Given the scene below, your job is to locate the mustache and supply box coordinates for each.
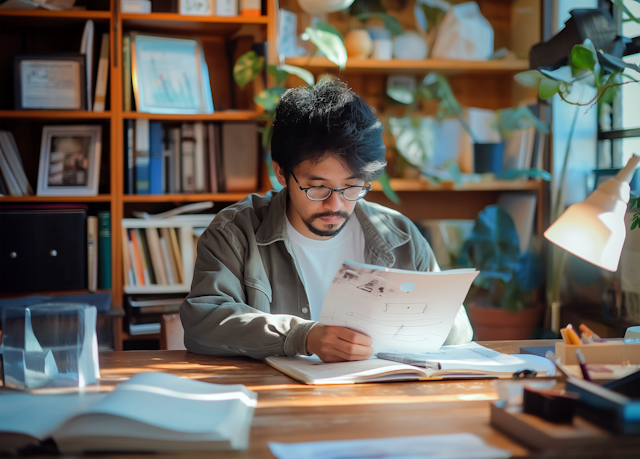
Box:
[309,211,350,222]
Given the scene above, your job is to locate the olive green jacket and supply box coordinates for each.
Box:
[180,189,473,359]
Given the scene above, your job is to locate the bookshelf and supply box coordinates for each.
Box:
[0,0,548,351]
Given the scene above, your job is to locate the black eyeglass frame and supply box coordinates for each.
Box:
[291,172,372,202]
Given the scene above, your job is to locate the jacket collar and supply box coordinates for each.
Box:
[255,189,411,266]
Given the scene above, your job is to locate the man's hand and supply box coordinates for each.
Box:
[306,324,373,362]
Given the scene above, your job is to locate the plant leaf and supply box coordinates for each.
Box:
[304,26,348,69]
[538,75,561,99]
[388,116,435,168]
[356,12,403,36]
[233,51,264,88]
[498,168,552,181]
[278,64,315,86]
[387,86,415,104]
[514,70,544,87]
[458,205,521,282]
[316,21,344,40]
[571,43,597,71]
[267,65,289,86]
[497,106,549,136]
[254,87,286,112]
[515,252,544,292]
[599,52,640,75]
[377,171,400,205]
[417,1,450,32]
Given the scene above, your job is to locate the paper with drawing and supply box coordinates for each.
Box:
[319,261,478,353]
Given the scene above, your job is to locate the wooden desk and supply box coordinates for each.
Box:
[91,339,630,459]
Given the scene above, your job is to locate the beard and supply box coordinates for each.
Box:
[303,210,351,237]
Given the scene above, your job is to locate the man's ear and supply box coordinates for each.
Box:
[272,161,288,188]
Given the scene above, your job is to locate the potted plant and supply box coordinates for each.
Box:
[458,205,545,340]
[386,72,551,183]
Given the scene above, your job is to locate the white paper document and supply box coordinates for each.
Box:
[269,433,511,459]
[319,261,478,354]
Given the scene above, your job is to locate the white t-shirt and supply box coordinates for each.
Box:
[286,216,366,321]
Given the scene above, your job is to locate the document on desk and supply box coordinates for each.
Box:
[269,433,511,459]
[319,261,478,353]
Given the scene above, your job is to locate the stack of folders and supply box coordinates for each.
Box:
[122,227,185,288]
[0,130,33,197]
[126,296,185,336]
[0,372,257,454]
[124,120,258,195]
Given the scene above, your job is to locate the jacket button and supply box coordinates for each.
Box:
[301,307,309,314]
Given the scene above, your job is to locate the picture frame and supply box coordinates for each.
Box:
[37,125,102,196]
[130,33,214,114]
[14,54,86,110]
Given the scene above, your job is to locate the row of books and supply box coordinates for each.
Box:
[0,130,32,197]
[122,227,185,287]
[124,120,258,195]
[87,211,112,291]
[80,20,110,112]
[121,0,254,15]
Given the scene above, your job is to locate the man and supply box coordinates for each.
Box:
[181,78,473,362]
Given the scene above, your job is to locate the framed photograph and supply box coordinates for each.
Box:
[37,125,102,196]
[131,33,214,114]
[14,54,86,110]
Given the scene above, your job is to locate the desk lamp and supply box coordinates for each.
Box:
[544,154,640,331]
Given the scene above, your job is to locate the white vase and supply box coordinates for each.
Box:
[393,31,428,60]
[344,29,373,60]
[297,0,355,14]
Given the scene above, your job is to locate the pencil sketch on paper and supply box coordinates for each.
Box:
[319,261,479,353]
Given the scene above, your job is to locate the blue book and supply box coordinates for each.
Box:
[149,121,164,195]
[135,119,150,194]
[98,211,112,289]
[124,120,134,194]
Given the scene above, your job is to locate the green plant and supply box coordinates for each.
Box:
[386,72,551,185]
[459,205,544,311]
[631,195,640,230]
[514,32,640,320]
[233,45,397,202]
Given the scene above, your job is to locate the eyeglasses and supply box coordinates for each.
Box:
[291,172,372,202]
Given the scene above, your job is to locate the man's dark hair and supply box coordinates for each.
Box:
[271,77,386,182]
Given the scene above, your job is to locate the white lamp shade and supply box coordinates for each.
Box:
[544,155,639,272]
[297,0,355,14]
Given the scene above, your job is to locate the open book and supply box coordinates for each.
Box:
[0,372,257,454]
[266,343,555,385]
[319,261,479,353]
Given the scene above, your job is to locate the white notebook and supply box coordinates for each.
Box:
[0,372,257,454]
[266,343,555,385]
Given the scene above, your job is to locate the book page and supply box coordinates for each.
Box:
[67,372,257,435]
[319,261,478,353]
[404,342,555,374]
[0,393,103,440]
[266,355,428,384]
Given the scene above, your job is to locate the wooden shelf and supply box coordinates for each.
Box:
[121,13,267,34]
[0,110,112,120]
[0,194,112,202]
[371,179,542,192]
[284,57,530,75]
[121,331,160,341]
[0,9,111,20]
[121,13,268,24]
[122,111,260,121]
[123,192,264,203]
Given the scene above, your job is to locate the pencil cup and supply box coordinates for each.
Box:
[1,303,100,390]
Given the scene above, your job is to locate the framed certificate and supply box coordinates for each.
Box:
[37,125,102,196]
[131,33,214,114]
[14,54,86,110]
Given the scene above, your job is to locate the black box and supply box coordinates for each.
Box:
[0,209,87,292]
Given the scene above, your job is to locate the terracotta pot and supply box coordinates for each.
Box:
[344,30,373,59]
[467,302,543,341]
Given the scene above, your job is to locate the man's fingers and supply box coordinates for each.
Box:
[334,327,372,346]
[327,346,372,361]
